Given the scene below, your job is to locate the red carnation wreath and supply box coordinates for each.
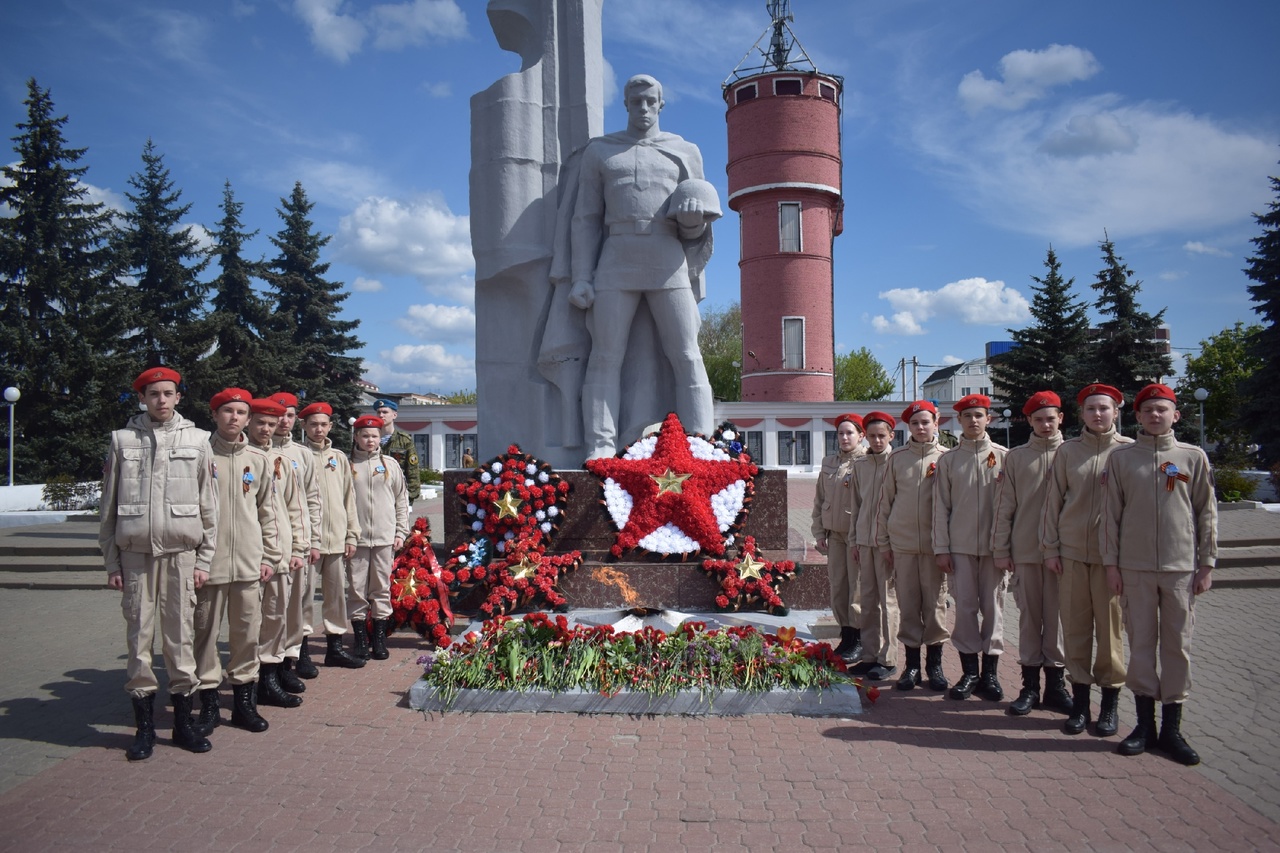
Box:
[389,517,455,646]
[699,535,800,616]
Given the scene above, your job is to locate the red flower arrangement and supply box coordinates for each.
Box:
[699,535,800,616]
[474,537,584,617]
[585,413,758,559]
[389,517,455,647]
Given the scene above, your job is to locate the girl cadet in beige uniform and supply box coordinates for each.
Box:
[812,413,866,662]
[847,411,899,681]
[991,391,1072,717]
[301,402,365,668]
[933,393,1008,702]
[1104,383,1217,767]
[877,400,949,693]
[193,388,279,736]
[349,415,410,661]
[101,366,218,761]
[1041,383,1132,738]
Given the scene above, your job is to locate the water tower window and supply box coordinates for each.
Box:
[774,78,803,96]
[779,202,801,252]
[819,83,836,101]
[735,84,757,104]
[783,317,805,370]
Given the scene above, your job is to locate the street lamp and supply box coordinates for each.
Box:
[4,386,19,487]
[1194,388,1209,450]
[1002,408,1012,447]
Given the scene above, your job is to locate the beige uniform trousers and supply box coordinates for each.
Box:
[283,563,315,660]
[119,551,199,697]
[857,545,899,666]
[894,552,950,648]
[258,570,294,664]
[949,554,1008,656]
[826,532,861,629]
[1120,569,1195,703]
[1060,559,1126,687]
[193,580,263,688]
[1012,563,1066,667]
[316,553,351,634]
[348,545,394,620]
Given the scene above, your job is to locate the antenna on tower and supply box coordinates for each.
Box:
[766,1,794,70]
[724,0,825,84]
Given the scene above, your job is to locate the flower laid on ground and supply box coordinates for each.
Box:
[586,413,757,559]
[389,517,454,646]
[700,535,800,615]
[417,612,872,709]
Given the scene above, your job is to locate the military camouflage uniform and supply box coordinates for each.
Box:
[382,429,420,501]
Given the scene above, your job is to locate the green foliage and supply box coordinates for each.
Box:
[1176,321,1263,464]
[41,475,100,510]
[1239,168,1280,466]
[834,347,895,401]
[698,301,742,402]
[443,389,477,404]
[1213,467,1256,503]
[421,467,444,485]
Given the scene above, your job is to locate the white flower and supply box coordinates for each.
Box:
[466,503,477,515]
[535,510,547,521]
[471,521,483,531]
[538,471,550,483]
[638,523,698,554]
[540,522,552,534]
[710,479,747,531]
[526,463,537,475]
[491,461,503,473]
[721,429,736,441]
[480,472,492,484]
[547,506,559,517]
[476,509,486,519]
[525,478,534,487]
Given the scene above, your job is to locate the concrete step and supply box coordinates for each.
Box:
[0,555,103,572]
[0,570,107,590]
[1216,545,1280,568]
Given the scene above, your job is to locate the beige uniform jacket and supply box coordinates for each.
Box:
[849,447,892,548]
[1040,426,1132,565]
[207,434,280,583]
[274,435,321,556]
[351,449,410,547]
[811,448,864,538]
[1101,432,1218,572]
[306,437,360,554]
[875,438,946,555]
[991,432,1063,563]
[100,412,218,574]
[933,434,1006,558]
[259,443,307,568]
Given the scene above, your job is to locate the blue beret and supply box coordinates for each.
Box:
[373,398,398,411]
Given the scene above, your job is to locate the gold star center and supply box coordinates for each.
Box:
[651,468,692,495]
[494,490,523,519]
[511,556,540,581]
[737,553,766,581]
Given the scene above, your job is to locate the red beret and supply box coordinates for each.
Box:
[901,400,938,422]
[270,391,300,410]
[210,387,252,412]
[1134,384,1178,409]
[863,411,897,430]
[1022,390,1061,416]
[835,412,865,431]
[352,415,384,431]
[1076,384,1123,406]
[249,398,286,417]
[954,393,992,413]
[300,402,333,419]
[132,366,181,393]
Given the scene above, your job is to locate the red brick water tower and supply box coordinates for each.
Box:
[724,1,841,402]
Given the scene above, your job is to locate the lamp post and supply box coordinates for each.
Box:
[1002,408,1012,447]
[1194,388,1209,450]
[3,386,19,487]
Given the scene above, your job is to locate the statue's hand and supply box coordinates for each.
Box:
[568,280,595,309]
[674,196,705,230]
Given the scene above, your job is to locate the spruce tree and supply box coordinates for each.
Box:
[1238,169,1280,466]
[262,182,363,415]
[0,80,128,480]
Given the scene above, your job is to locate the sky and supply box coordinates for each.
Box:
[2,0,1277,398]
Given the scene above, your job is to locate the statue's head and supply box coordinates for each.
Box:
[623,74,663,105]
[623,75,664,133]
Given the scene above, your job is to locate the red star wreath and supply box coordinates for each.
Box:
[475,538,584,617]
[585,413,758,559]
[700,535,800,616]
[389,517,455,646]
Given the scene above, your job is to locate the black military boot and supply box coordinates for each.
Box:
[191,688,221,737]
[1157,702,1201,766]
[257,663,303,708]
[325,633,366,668]
[230,682,269,733]
[296,638,319,679]
[1041,666,1074,715]
[1117,695,1157,757]
[279,657,307,694]
[1095,686,1121,737]
[170,692,213,754]
[975,654,1004,701]
[370,618,390,660]
[1007,666,1041,716]
[126,693,156,762]
[925,644,949,691]
[865,660,897,681]
[949,653,980,700]
[895,646,922,691]
[833,626,857,660]
[1063,682,1091,735]
[351,619,371,661]
[846,628,863,664]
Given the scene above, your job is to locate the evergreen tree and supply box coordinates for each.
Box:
[992,246,1091,436]
[262,182,363,414]
[0,80,128,481]
[1239,169,1280,466]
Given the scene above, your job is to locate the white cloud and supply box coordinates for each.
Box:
[1158,270,1188,282]
[399,303,475,341]
[290,159,386,206]
[294,0,366,63]
[82,182,128,216]
[186,223,215,253]
[871,277,1029,336]
[1183,240,1232,258]
[421,81,452,98]
[942,355,965,366]
[871,311,925,336]
[334,194,472,281]
[959,44,1100,113]
[352,276,384,292]
[1039,113,1138,157]
[294,0,465,63]
[364,343,475,393]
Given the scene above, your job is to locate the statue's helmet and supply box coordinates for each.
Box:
[666,178,722,221]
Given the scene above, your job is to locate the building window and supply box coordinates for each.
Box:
[819,83,836,101]
[778,430,811,466]
[824,430,837,458]
[960,386,971,397]
[445,433,478,469]
[413,435,431,471]
[745,430,763,463]
[980,386,990,396]
[779,202,801,252]
[782,317,804,370]
[735,83,757,104]
[774,78,803,96]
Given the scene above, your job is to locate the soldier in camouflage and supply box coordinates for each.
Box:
[373,398,420,502]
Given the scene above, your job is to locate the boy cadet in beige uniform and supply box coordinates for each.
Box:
[301,402,365,668]
[1104,383,1217,766]
[847,411,899,681]
[192,388,279,736]
[812,413,865,662]
[350,415,409,660]
[101,366,218,760]
[248,398,308,708]
[992,391,1073,717]
[877,400,949,692]
[268,392,323,683]
[1041,383,1131,737]
[934,393,1008,701]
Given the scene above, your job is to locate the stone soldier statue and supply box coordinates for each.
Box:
[374,398,420,502]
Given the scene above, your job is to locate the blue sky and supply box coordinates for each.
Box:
[3,0,1277,397]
